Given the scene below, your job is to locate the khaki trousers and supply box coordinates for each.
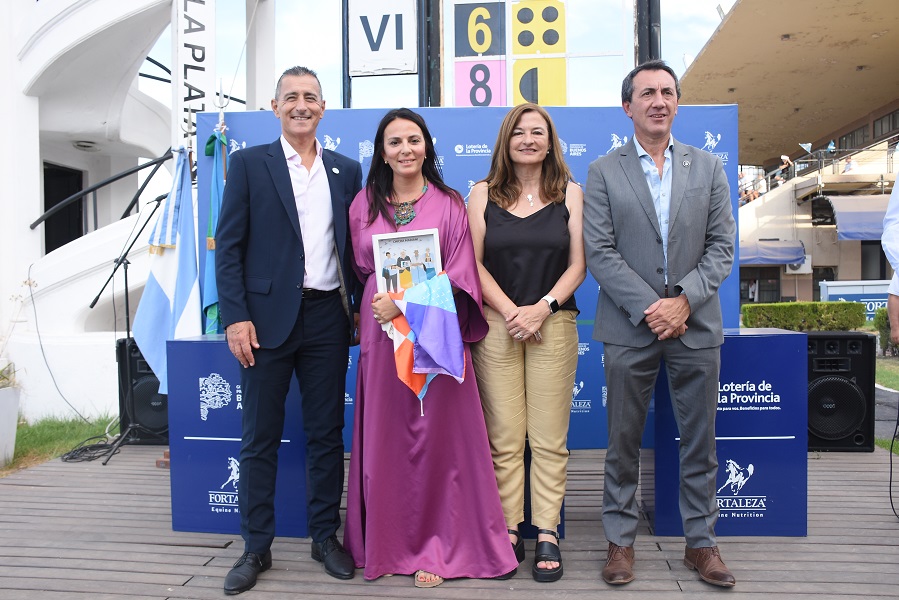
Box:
[472,306,578,530]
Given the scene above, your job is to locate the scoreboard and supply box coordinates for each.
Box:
[445,0,568,107]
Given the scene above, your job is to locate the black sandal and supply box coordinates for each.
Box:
[492,528,524,581]
[509,528,525,564]
[532,529,563,583]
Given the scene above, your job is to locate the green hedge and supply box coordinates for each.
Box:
[741,301,865,331]
[873,307,897,356]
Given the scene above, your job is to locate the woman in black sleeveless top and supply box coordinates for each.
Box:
[467,103,586,583]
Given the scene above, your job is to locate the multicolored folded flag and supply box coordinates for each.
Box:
[388,272,465,415]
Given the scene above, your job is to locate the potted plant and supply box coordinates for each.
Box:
[0,362,19,468]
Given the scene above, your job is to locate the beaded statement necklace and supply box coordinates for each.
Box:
[390,182,429,226]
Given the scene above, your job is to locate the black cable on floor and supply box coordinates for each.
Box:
[60,435,117,462]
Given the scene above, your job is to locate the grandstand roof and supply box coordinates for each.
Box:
[679,0,899,165]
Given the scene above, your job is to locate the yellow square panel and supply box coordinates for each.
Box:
[512,57,566,105]
[511,0,566,56]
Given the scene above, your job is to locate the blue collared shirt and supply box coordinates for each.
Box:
[633,136,674,283]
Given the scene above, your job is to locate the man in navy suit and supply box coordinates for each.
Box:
[216,66,362,594]
[584,60,736,588]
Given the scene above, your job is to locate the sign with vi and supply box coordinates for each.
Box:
[349,0,418,76]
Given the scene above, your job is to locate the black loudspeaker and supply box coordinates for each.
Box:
[806,331,875,452]
[116,338,168,445]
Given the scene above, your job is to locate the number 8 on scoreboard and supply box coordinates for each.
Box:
[453,2,506,107]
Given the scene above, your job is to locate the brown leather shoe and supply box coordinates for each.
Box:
[602,542,635,585]
[683,546,736,587]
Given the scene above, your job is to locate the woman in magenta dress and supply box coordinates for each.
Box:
[344,108,518,587]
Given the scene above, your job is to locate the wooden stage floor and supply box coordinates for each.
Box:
[1,446,898,599]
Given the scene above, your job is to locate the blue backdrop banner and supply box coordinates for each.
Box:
[196,105,739,450]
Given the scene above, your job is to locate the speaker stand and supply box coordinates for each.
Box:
[93,195,166,466]
[101,424,167,466]
[103,258,137,466]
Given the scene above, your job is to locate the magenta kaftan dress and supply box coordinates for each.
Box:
[343,186,518,580]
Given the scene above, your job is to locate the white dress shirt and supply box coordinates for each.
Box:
[280,136,339,291]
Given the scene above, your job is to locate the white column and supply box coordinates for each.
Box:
[246,0,277,111]
[0,3,43,337]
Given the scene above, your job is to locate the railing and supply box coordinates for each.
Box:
[794,133,899,178]
[741,134,899,205]
[29,149,173,231]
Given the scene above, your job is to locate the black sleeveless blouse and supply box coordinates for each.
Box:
[482,199,578,313]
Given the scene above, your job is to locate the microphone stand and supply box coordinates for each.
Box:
[90,193,168,464]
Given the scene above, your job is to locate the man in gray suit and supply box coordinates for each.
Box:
[583,60,736,588]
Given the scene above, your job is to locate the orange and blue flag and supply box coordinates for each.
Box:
[388,272,464,415]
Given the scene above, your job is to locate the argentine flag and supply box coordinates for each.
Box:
[133,147,202,394]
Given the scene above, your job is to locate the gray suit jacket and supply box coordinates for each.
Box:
[583,137,735,349]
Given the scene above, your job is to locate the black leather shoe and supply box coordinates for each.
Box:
[224,550,272,595]
[311,535,355,580]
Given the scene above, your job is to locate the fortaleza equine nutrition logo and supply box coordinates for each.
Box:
[605,133,628,154]
[716,458,767,520]
[228,138,247,155]
[700,130,729,165]
[208,457,240,515]
[570,381,592,414]
[323,134,340,151]
[199,373,233,421]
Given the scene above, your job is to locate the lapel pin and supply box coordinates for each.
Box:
[682,160,690,167]
[332,167,340,174]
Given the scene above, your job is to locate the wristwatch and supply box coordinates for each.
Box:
[542,294,560,314]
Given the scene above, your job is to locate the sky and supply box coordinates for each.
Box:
[141,0,737,111]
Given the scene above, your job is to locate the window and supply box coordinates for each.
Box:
[812,267,836,302]
[839,125,869,150]
[874,109,899,139]
[740,267,780,304]
[811,195,835,226]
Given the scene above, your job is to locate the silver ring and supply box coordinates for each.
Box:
[517,332,523,339]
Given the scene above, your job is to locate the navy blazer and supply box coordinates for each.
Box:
[215,139,363,348]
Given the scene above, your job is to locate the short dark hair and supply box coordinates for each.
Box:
[275,66,323,101]
[621,59,681,103]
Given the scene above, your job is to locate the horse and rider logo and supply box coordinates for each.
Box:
[701,131,722,152]
[221,457,240,491]
[228,138,247,155]
[572,381,584,400]
[323,134,341,151]
[606,133,628,154]
[717,459,754,495]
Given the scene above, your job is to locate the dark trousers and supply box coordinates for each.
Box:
[602,340,721,548]
[238,293,349,553]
